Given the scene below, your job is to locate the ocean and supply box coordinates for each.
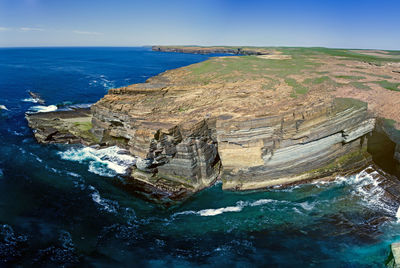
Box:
[0,47,399,267]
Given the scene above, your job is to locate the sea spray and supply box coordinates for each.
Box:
[173,199,286,217]
[21,98,39,103]
[27,105,57,113]
[396,206,400,222]
[88,185,119,214]
[58,146,136,177]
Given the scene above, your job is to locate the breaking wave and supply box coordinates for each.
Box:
[396,206,400,223]
[88,185,119,214]
[173,167,399,219]
[88,74,115,90]
[27,105,57,113]
[21,97,39,103]
[174,199,282,217]
[58,146,136,177]
[332,167,396,214]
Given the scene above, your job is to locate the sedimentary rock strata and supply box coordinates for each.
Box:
[26,46,400,199]
[26,108,97,145]
[89,74,374,193]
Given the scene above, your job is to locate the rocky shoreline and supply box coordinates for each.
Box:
[25,46,400,204]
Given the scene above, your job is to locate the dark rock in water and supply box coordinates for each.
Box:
[112,174,194,206]
[28,91,45,105]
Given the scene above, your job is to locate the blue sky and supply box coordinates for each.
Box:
[0,0,399,49]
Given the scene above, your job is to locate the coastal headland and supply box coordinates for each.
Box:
[26,46,400,202]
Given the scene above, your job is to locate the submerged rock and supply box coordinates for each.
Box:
[28,91,45,105]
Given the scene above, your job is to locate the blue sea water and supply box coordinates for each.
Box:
[0,47,400,267]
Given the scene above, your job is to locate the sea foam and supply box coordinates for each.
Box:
[28,105,57,113]
[88,185,119,213]
[396,206,400,222]
[22,97,39,103]
[333,167,396,215]
[0,105,8,111]
[58,146,136,177]
[174,199,280,217]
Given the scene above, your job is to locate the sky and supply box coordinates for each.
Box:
[0,0,399,49]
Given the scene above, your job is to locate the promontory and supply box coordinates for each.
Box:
[26,46,400,201]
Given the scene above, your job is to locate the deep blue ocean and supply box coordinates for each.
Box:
[1,47,400,267]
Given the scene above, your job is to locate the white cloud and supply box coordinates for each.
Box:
[0,27,10,31]
[20,27,44,31]
[73,30,103,36]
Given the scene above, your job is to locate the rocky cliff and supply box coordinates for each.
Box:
[91,83,374,193]
[26,46,400,200]
[152,46,272,55]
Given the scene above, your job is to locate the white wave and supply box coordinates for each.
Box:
[174,198,282,217]
[29,152,43,163]
[250,199,274,206]
[12,131,24,136]
[45,166,62,174]
[199,206,243,216]
[67,171,80,177]
[396,206,400,223]
[0,105,8,111]
[89,185,119,213]
[58,146,136,177]
[22,97,38,103]
[28,105,57,113]
[299,201,315,211]
[89,75,115,90]
[293,207,303,214]
[334,166,396,214]
[172,210,197,217]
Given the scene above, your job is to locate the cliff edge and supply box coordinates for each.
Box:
[26,46,400,201]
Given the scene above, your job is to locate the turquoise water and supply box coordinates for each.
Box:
[0,47,400,267]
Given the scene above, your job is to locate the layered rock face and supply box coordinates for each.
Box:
[218,99,374,190]
[26,108,97,145]
[90,71,374,193]
[90,77,221,195]
[26,47,400,199]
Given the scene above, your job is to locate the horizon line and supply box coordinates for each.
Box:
[0,45,398,51]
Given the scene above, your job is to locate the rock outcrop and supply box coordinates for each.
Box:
[26,108,98,145]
